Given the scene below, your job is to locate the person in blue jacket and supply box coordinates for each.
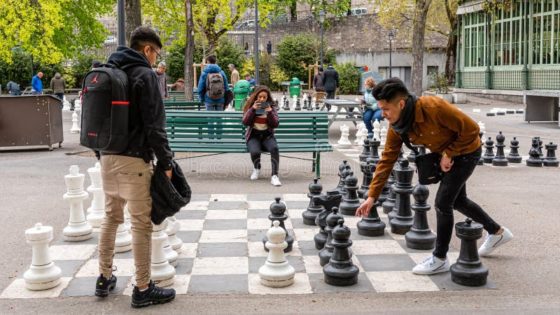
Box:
[31,72,44,95]
[197,55,229,111]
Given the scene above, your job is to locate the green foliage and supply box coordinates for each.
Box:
[165,41,204,83]
[430,71,450,94]
[215,38,246,80]
[71,53,104,89]
[276,34,319,81]
[0,49,34,89]
[269,64,289,91]
[335,62,361,94]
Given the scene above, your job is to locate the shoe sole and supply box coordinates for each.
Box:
[131,295,175,308]
[95,282,116,297]
[479,235,513,257]
[412,265,450,275]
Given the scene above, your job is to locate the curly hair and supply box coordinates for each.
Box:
[242,86,275,112]
[364,77,376,88]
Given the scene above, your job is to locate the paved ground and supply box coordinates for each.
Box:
[1,96,560,314]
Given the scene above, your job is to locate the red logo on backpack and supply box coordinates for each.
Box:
[91,74,99,84]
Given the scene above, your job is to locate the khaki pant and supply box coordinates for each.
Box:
[98,155,153,287]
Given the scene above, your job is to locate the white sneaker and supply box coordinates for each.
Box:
[478,227,513,257]
[270,175,282,186]
[412,255,450,275]
[250,169,260,180]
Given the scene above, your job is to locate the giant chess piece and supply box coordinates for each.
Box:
[339,165,352,197]
[314,96,320,110]
[282,95,290,111]
[323,219,359,286]
[450,218,489,287]
[339,171,361,215]
[259,221,295,287]
[24,223,62,290]
[543,142,559,167]
[263,198,293,253]
[492,131,508,166]
[151,221,176,286]
[313,190,343,250]
[477,122,485,165]
[86,162,105,227]
[166,215,183,252]
[526,138,543,167]
[380,126,388,147]
[295,97,302,111]
[63,165,93,241]
[369,137,381,164]
[115,220,132,253]
[358,158,375,199]
[161,220,178,267]
[405,184,436,249]
[337,124,352,147]
[507,137,522,163]
[407,145,418,163]
[302,178,325,225]
[482,137,495,163]
[359,138,371,162]
[373,120,381,141]
[335,160,349,194]
[302,93,309,110]
[381,170,397,214]
[390,159,414,234]
[70,111,80,133]
[355,123,367,146]
[319,208,343,266]
[537,137,544,158]
[357,200,386,237]
[291,95,297,110]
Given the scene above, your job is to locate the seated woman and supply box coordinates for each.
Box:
[242,86,281,186]
[362,77,383,138]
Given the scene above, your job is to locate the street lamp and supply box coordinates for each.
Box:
[388,29,395,78]
[117,0,125,46]
[319,10,325,66]
[254,0,260,85]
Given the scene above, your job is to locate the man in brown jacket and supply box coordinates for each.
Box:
[356,78,513,275]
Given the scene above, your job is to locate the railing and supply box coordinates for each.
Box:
[458,69,560,90]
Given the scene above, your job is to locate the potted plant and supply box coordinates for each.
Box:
[431,71,453,103]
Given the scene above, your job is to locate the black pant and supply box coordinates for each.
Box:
[433,147,501,259]
[247,131,279,176]
[325,90,336,110]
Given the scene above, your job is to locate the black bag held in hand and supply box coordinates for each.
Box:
[400,134,443,185]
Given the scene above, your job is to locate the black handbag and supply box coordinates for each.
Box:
[400,134,443,185]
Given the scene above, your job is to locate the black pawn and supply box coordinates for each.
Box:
[319,208,342,266]
[381,170,396,214]
[369,138,381,164]
[295,98,301,111]
[390,159,414,234]
[359,139,371,162]
[339,171,361,216]
[303,97,308,110]
[358,158,375,199]
[339,165,352,197]
[492,131,508,166]
[482,137,495,163]
[302,178,324,225]
[526,138,543,167]
[357,201,386,237]
[282,97,290,111]
[323,219,359,286]
[477,131,484,165]
[543,142,559,167]
[335,161,350,195]
[506,137,522,163]
[537,137,544,158]
[263,197,293,253]
[313,191,343,250]
[405,184,436,249]
[450,218,489,287]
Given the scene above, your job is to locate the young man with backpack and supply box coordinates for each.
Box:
[197,55,229,111]
[82,26,176,308]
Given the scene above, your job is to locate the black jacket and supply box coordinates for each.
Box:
[151,161,191,225]
[106,47,173,170]
[322,67,339,92]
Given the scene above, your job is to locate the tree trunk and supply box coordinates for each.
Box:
[445,30,458,85]
[125,0,142,45]
[290,0,297,22]
[184,0,195,101]
[411,0,432,95]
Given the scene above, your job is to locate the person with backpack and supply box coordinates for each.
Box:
[6,81,21,95]
[50,73,66,100]
[84,26,176,308]
[197,55,229,111]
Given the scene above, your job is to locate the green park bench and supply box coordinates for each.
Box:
[163,100,202,110]
[165,110,333,177]
[168,90,200,102]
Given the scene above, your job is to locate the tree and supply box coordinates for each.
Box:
[0,0,113,64]
[185,0,195,100]
[411,0,433,95]
[126,0,143,44]
[276,34,319,81]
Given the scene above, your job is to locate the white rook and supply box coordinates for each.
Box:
[63,165,93,241]
[151,221,175,287]
[24,223,62,290]
[86,162,105,227]
[259,221,295,288]
[70,111,80,134]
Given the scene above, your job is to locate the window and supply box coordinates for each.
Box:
[531,0,560,65]
[463,11,487,68]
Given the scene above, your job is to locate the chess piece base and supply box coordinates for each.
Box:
[259,262,295,288]
[302,210,321,226]
[482,157,494,163]
[24,263,62,291]
[390,218,413,235]
[314,232,327,250]
[526,160,543,167]
[450,262,488,287]
[357,219,386,237]
[151,263,175,287]
[323,264,359,286]
[405,231,436,250]
[543,160,559,167]
[339,202,360,216]
[507,156,522,163]
[491,159,508,166]
[63,230,93,242]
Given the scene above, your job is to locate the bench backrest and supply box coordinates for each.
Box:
[163,100,201,110]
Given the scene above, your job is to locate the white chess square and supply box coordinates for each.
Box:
[210,194,247,202]
[199,230,247,243]
[248,273,312,295]
[0,277,71,299]
[292,228,317,241]
[351,240,407,255]
[287,209,305,219]
[302,255,323,274]
[181,201,209,211]
[177,219,204,231]
[75,258,135,277]
[50,244,97,261]
[177,243,198,259]
[247,218,293,230]
[282,194,309,202]
[366,271,440,292]
[247,242,268,257]
[191,257,248,275]
[247,201,272,210]
[408,252,460,265]
[205,210,247,220]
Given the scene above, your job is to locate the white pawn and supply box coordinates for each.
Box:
[165,216,183,253]
[161,220,178,267]
[63,165,93,241]
[337,124,352,147]
[86,162,105,227]
[151,221,176,287]
[74,98,82,111]
[24,223,62,291]
[373,119,381,141]
[62,96,71,111]
[70,111,80,134]
[291,95,297,110]
[355,122,367,145]
[259,221,295,288]
[380,125,388,147]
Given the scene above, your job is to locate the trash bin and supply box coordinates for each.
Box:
[233,80,252,111]
[289,77,301,98]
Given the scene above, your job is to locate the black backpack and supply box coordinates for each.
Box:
[80,64,129,153]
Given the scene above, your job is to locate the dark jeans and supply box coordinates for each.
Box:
[363,108,383,135]
[205,103,224,139]
[433,147,501,259]
[325,90,335,110]
[247,130,279,176]
[55,93,64,100]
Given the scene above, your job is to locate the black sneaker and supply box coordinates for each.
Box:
[95,274,117,297]
[131,281,176,308]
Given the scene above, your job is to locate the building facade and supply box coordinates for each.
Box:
[456,0,560,90]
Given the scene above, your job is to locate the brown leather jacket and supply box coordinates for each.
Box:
[368,96,481,199]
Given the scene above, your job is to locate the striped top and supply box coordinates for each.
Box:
[253,115,268,130]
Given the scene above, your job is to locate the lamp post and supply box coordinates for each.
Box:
[254,0,260,85]
[388,29,395,78]
[117,0,125,46]
[319,10,325,66]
